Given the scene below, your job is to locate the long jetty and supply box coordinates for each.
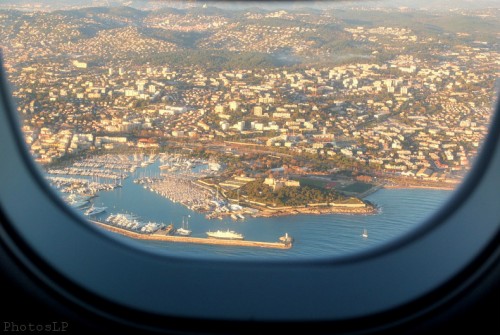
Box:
[90,220,292,249]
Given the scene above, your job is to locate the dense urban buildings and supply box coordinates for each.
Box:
[1,4,498,201]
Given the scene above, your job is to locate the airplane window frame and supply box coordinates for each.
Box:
[1,32,500,335]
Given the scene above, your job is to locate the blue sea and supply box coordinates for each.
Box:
[76,163,454,261]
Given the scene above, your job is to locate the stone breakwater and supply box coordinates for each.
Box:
[90,220,292,249]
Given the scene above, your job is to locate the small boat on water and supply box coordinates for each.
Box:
[362,229,368,239]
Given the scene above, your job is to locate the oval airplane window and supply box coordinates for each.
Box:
[1,0,500,333]
[0,0,498,262]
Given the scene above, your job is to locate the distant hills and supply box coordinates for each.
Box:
[1,2,498,70]
[1,0,499,12]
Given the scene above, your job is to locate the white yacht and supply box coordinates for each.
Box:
[206,229,244,240]
[84,205,107,216]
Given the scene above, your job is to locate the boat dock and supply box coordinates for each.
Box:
[90,220,292,249]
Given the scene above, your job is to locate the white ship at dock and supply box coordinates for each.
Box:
[206,229,244,240]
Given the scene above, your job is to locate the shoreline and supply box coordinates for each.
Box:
[251,206,379,218]
[236,198,379,218]
[209,181,456,219]
[226,180,456,219]
[199,181,456,220]
[383,185,455,191]
[381,182,457,192]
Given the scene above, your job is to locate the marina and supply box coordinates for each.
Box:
[84,184,452,258]
[44,153,454,258]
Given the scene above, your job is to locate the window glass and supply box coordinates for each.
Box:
[1,0,498,259]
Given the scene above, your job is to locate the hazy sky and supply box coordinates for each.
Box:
[1,0,499,11]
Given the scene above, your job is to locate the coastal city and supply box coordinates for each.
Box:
[0,2,498,247]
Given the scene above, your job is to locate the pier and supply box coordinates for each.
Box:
[90,220,292,250]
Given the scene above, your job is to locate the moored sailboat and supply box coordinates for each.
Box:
[176,215,192,236]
